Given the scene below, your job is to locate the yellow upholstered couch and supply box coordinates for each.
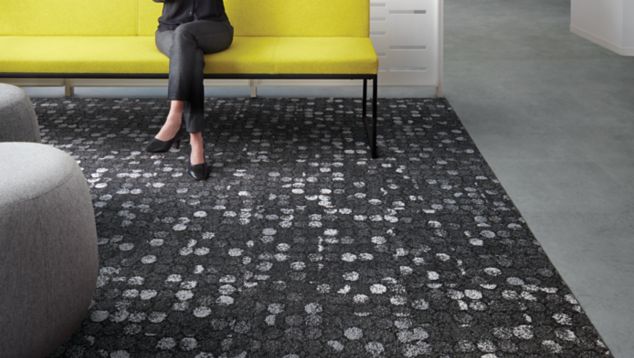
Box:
[0,0,380,156]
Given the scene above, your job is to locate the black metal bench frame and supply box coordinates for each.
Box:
[0,72,379,158]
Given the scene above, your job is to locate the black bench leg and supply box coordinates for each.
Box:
[371,75,378,159]
[362,78,367,120]
[360,76,378,158]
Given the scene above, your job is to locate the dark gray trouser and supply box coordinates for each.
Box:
[155,19,234,133]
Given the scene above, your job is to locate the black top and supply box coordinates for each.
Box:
[153,0,229,32]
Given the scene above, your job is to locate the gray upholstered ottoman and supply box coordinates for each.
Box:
[0,142,98,357]
[0,83,41,142]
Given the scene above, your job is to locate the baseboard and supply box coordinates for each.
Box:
[570,24,634,56]
[255,85,439,98]
[20,85,440,99]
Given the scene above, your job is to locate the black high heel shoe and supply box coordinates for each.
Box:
[187,161,210,181]
[145,125,185,153]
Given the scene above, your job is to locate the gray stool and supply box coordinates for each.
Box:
[0,142,98,357]
[0,83,41,142]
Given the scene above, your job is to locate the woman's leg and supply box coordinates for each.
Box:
[154,21,233,166]
[154,101,184,140]
[172,41,205,165]
[169,20,233,165]
[154,30,185,141]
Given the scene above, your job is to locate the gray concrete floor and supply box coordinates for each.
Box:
[444,0,634,356]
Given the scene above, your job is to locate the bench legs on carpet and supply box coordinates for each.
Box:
[64,79,74,97]
[16,74,380,158]
[361,75,379,159]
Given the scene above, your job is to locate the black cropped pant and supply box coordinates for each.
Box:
[155,19,234,133]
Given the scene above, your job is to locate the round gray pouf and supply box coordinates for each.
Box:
[0,142,98,357]
[0,83,41,142]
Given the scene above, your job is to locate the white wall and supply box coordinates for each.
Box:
[571,0,634,56]
[623,1,634,49]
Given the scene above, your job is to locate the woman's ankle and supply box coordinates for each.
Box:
[189,132,205,165]
[155,113,183,140]
[167,111,183,126]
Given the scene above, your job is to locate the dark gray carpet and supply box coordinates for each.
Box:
[32,96,612,357]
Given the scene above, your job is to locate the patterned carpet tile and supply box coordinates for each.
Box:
[31,96,612,357]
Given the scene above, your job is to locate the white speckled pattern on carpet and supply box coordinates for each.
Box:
[32,96,612,357]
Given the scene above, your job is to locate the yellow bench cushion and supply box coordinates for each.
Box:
[0,36,377,75]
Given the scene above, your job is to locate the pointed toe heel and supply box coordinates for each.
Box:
[187,161,210,181]
[145,126,185,153]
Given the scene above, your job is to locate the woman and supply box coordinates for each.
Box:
[147,0,234,180]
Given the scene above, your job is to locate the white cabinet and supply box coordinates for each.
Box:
[370,0,443,92]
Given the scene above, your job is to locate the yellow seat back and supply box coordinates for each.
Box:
[138,0,163,36]
[138,0,370,37]
[0,0,138,36]
[225,0,369,37]
[1,0,369,37]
